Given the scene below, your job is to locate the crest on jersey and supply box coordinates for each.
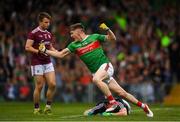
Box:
[39,35,43,38]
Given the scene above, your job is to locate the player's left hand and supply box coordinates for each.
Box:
[39,42,46,53]
[99,23,109,31]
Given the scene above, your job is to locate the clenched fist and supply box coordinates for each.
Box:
[39,42,46,53]
[99,23,109,31]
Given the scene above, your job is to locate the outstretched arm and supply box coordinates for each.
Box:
[49,43,58,52]
[46,48,70,58]
[99,23,116,41]
[39,43,70,58]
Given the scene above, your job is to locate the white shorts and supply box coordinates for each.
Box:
[31,63,54,76]
[93,63,114,83]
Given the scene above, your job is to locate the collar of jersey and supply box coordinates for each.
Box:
[38,26,47,32]
[82,35,89,42]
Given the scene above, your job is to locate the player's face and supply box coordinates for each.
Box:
[70,28,82,41]
[39,18,50,30]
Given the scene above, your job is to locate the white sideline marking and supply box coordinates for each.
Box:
[59,107,174,119]
[60,114,84,119]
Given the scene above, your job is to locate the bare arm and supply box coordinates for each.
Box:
[49,43,58,51]
[25,39,39,54]
[105,29,116,41]
[99,23,116,41]
[45,48,71,58]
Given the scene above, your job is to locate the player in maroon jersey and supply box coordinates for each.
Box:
[25,12,57,115]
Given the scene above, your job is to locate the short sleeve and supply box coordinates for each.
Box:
[67,42,76,53]
[94,34,106,42]
[27,32,35,40]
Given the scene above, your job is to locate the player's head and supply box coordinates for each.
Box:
[38,12,51,30]
[69,23,85,41]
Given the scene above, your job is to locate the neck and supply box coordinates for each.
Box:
[39,26,46,31]
[80,34,87,41]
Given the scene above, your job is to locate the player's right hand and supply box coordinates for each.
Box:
[39,42,46,53]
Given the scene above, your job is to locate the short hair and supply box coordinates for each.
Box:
[37,12,51,22]
[70,23,85,31]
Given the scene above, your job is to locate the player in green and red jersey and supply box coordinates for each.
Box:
[39,23,153,117]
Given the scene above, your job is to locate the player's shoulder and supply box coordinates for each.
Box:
[67,41,80,49]
[30,27,39,34]
[91,33,100,37]
[45,30,51,34]
[68,41,77,46]
[30,27,51,34]
[90,33,103,39]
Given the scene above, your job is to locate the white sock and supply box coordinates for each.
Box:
[46,104,51,108]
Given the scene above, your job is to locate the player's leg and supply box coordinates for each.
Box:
[33,75,45,114]
[44,71,56,105]
[43,63,56,115]
[93,63,118,111]
[31,65,45,115]
[93,69,111,97]
[108,78,138,104]
[108,78,153,117]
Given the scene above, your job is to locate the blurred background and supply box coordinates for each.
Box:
[0,0,179,105]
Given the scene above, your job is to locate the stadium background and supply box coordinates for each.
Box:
[0,0,179,105]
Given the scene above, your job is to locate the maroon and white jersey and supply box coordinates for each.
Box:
[27,26,54,66]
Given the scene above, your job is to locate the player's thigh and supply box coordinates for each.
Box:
[108,78,127,94]
[43,63,56,86]
[93,63,114,82]
[44,71,56,87]
[93,68,109,82]
[34,75,45,89]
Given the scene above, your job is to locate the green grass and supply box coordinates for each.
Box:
[0,102,180,121]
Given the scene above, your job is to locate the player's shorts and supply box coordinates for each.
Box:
[31,62,54,76]
[93,63,114,84]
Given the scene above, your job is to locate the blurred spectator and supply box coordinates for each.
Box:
[3,79,18,101]
[19,81,31,101]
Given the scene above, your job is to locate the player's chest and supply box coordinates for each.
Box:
[75,39,94,48]
[74,40,100,55]
[35,33,52,42]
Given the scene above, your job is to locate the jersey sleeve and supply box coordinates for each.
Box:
[27,32,35,40]
[67,42,76,53]
[94,34,106,42]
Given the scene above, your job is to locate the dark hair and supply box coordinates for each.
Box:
[70,23,85,31]
[37,12,51,22]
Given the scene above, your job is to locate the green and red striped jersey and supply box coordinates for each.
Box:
[67,34,109,73]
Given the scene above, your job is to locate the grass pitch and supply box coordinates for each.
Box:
[0,102,180,121]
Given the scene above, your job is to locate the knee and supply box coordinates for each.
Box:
[35,83,44,91]
[92,76,101,84]
[49,81,56,89]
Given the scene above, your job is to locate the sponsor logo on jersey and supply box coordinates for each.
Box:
[75,41,100,56]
